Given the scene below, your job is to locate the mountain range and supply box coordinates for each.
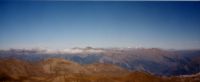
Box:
[0,47,200,76]
[0,58,200,82]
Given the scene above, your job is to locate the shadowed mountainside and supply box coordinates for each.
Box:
[0,58,200,82]
[0,48,200,76]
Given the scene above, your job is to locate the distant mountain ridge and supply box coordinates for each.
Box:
[0,47,200,76]
[0,58,200,82]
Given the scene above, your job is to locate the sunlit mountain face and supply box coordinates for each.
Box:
[1,47,200,75]
[0,47,200,82]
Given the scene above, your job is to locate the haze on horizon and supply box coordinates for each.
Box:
[0,2,200,50]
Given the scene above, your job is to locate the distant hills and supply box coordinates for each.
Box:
[0,47,200,77]
[0,58,200,82]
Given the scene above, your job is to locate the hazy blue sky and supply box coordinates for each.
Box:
[0,1,200,49]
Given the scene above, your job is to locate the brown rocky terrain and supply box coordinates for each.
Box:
[0,58,199,82]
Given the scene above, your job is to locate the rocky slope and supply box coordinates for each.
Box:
[0,58,200,82]
[0,47,200,76]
